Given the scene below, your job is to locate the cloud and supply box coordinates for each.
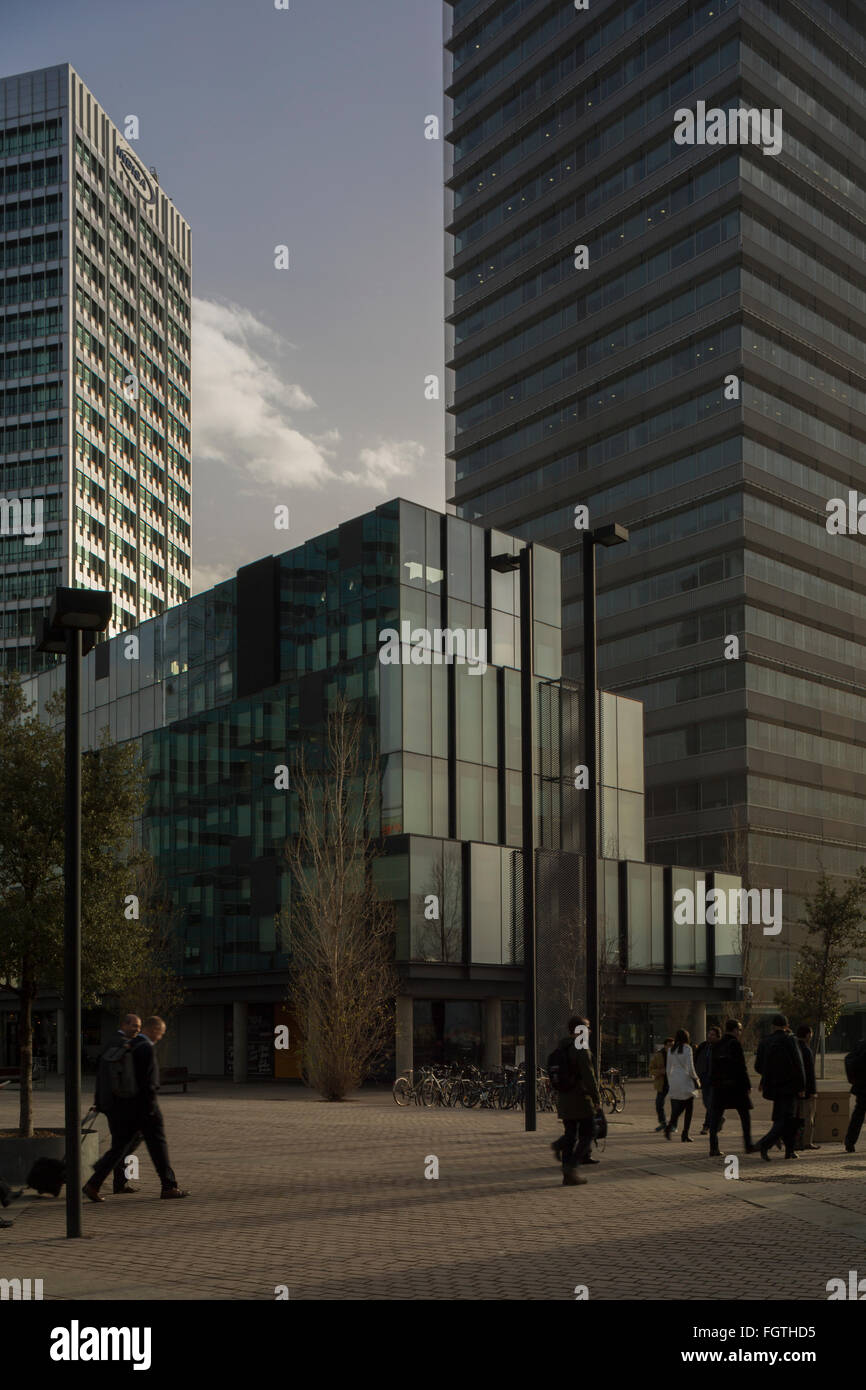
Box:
[192,298,337,490]
[344,440,426,492]
[191,561,236,595]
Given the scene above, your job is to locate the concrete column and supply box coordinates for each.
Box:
[484,998,502,1071]
[232,1001,248,1084]
[56,1008,65,1076]
[690,1001,707,1045]
[395,995,413,1077]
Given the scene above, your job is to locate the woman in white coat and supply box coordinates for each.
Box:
[664,1029,701,1142]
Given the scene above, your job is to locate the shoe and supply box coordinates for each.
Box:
[785,1151,799,1160]
[82,1181,104,1203]
[746,1145,759,1154]
[759,1145,771,1162]
[681,1136,694,1143]
[579,1157,600,1165]
[112,1184,139,1194]
[663,1127,671,1141]
[709,1148,721,1157]
[160,1187,189,1199]
[845,1144,856,1154]
[562,1168,588,1186]
[699,1126,708,1135]
[654,1124,665,1132]
[805,1144,821,1151]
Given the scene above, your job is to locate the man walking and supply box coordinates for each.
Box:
[93,1013,142,1194]
[794,1024,820,1151]
[551,1014,601,1187]
[84,1016,189,1202]
[650,1037,674,1133]
[707,1019,757,1156]
[844,1036,866,1152]
[695,1026,723,1136]
[755,1014,806,1160]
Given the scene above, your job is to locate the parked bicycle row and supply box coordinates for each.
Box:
[393,1060,625,1114]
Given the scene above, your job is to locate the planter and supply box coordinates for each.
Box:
[0,1128,100,1187]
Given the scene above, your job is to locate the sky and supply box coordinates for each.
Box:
[2,0,447,592]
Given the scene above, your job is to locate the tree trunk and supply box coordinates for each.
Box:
[18,975,34,1139]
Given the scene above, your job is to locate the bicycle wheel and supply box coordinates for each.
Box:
[420,1077,436,1107]
[613,1083,625,1113]
[600,1083,616,1113]
[393,1077,412,1106]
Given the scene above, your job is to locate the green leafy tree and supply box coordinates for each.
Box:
[775,867,866,1039]
[0,672,158,1136]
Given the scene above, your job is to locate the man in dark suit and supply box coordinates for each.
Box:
[755,1014,807,1160]
[84,1016,189,1201]
[93,1013,142,1194]
[794,1024,820,1151]
[707,1019,757,1156]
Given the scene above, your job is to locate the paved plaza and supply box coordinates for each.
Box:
[2,1079,865,1300]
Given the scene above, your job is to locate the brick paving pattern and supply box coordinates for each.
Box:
[1,1081,864,1300]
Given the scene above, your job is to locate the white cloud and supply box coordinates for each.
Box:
[192,298,337,490]
[344,440,425,493]
[191,561,236,595]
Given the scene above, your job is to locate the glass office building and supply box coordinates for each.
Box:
[444,0,866,1021]
[0,63,192,676]
[11,501,741,1077]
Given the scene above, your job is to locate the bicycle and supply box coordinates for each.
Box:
[603,1067,626,1113]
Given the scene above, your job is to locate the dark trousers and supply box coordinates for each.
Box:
[759,1095,799,1156]
[846,1093,866,1149]
[91,1101,176,1191]
[654,1090,666,1125]
[106,1108,142,1192]
[708,1097,751,1151]
[561,1116,594,1168]
[667,1097,694,1137]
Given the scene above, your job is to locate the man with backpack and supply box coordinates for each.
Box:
[706,1019,757,1156]
[843,1036,866,1152]
[83,1016,189,1202]
[92,1014,143,1195]
[547,1014,601,1187]
[755,1014,807,1160]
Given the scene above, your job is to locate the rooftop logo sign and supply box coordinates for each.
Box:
[116,145,155,205]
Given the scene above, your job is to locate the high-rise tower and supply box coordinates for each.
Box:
[0,63,191,674]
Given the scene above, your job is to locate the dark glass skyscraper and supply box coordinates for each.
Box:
[445,0,866,1022]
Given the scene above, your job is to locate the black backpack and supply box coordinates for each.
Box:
[844,1040,866,1087]
[96,1040,138,1110]
[547,1043,581,1094]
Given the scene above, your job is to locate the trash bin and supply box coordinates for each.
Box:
[813,1091,849,1143]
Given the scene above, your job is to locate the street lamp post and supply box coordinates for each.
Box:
[37,587,113,1238]
[582,524,628,1066]
[492,546,537,1131]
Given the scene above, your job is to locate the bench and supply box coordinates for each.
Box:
[161,1066,193,1093]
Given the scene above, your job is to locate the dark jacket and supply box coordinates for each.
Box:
[93,1030,134,1113]
[708,1033,751,1105]
[755,1030,806,1100]
[796,1038,817,1096]
[130,1033,160,1109]
[554,1036,601,1120]
[694,1039,715,1086]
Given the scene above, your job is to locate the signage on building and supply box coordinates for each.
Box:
[116,145,155,206]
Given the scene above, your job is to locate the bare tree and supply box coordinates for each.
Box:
[281,698,399,1100]
[110,858,185,1024]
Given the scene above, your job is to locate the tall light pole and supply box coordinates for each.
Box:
[37,587,113,1238]
[582,524,628,1066]
[491,546,537,1130]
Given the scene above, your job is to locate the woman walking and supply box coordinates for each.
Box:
[664,1029,701,1143]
